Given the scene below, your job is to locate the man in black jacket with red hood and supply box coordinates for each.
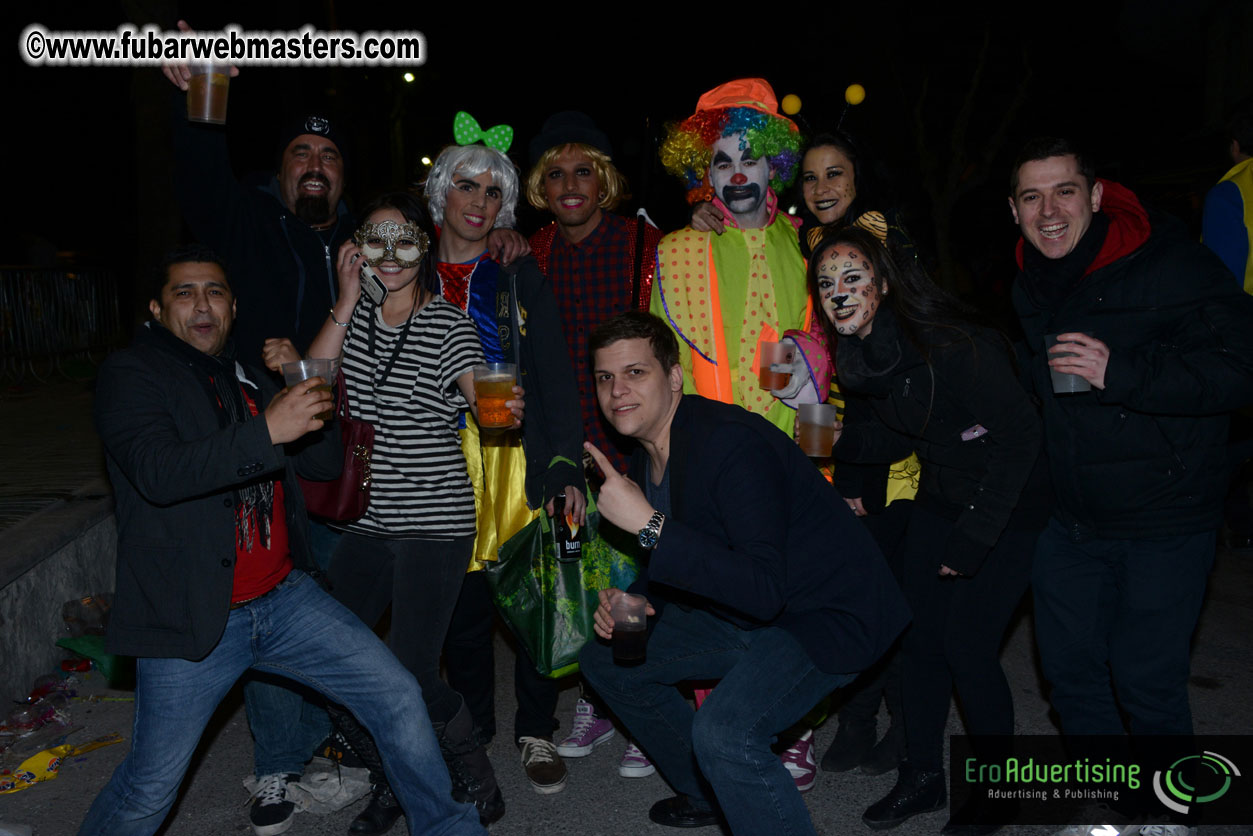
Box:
[1010,137,1253,748]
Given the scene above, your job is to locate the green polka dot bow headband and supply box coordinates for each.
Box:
[453,111,513,152]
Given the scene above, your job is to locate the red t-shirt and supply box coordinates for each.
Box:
[230,386,292,602]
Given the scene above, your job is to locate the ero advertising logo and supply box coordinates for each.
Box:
[1153,751,1241,815]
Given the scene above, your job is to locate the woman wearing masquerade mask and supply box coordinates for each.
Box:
[808,227,1043,834]
[302,191,513,832]
[424,141,596,799]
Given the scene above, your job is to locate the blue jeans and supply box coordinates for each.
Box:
[1033,519,1215,735]
[78,571,483,836]
[580,605,854,836]
[243,672,330,777]
[243,522,341,777]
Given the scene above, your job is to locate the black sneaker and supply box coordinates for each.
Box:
[863,763,946,830]
[249,772,300,836]
[518,736,567,795]
[820,719,876,773]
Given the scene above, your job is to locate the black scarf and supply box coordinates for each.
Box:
[139,322,275,550]
[1021,212,1110,307]
[835,305,905,395]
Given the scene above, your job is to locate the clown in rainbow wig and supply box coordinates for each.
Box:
[652,78,820,436]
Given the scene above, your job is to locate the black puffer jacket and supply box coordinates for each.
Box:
[832,308,1041,575]
[1014,184,1253,541]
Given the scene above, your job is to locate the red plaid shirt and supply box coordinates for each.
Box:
[531,212,662,476]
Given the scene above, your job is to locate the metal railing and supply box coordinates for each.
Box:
[0,267,122,383]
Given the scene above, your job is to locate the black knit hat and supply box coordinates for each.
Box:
[528,111,613,166]
[278,113,348,165]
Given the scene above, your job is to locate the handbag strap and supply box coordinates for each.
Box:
[333,365,353,420]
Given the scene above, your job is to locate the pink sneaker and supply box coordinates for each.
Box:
[781,729,816,792]
[618,742,656,778]
[556,698,615,757]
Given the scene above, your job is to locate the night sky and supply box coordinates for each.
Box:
[5,2,1248,325]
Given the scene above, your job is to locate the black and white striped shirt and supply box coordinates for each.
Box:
[338,297,483,538]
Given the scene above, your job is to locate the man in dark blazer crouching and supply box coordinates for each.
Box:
[579,311,910,836]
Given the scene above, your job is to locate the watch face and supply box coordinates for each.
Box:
[638,512,663,550]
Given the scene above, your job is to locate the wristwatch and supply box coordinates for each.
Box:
[638,511,665,550]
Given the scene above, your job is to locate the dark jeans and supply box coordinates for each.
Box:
[837,500,910,728]
[581,605,853,836]
[328,532,474,725]
[1032,518,1215,735]
[899,505,1036,772]
[443,570,560,741]
[1224,412,1253,539]
[445,570,609,742]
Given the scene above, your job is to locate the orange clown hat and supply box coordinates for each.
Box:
[694,78,796,130]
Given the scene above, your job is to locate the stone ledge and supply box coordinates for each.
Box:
[0,481,116,703]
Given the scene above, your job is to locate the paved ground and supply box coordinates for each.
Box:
[2,376,1251,836]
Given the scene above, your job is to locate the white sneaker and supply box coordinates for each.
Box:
[1127,826,1195,836]
[780,729,817,793]
[618,742,656,778]
[1053,824,1130,836]
[1052,803,1135,836]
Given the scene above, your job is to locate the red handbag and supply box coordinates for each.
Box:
[299,370,373,521]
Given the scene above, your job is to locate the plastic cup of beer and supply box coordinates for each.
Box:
[473,362,518,432]
[758,341,796,391]
[1045,333,1092,394]
[797,403,839,457]
[281,358,336,421]
[187,62,232,124]
[611,593,648,664]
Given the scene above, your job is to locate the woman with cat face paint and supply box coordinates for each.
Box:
[692,129,926,781]
[809,226,1043,834]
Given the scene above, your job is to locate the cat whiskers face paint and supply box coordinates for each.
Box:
[816,243,884,339]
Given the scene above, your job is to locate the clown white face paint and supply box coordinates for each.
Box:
[709,132,772,227]
[817,243,884,339]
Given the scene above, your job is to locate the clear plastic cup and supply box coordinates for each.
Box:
[797,403,839,457]
[186,63,231,124]
[473,362,518,431]
[611,593,648,663]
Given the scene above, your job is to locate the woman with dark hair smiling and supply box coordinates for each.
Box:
[809,226,1041,834]
[295,190,513,831]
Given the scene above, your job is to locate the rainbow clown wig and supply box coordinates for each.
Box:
[660,78,802,205]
